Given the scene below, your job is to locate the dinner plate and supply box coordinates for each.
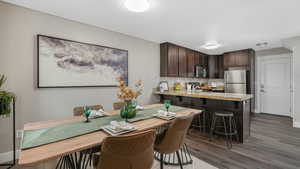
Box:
[101,125,137,136]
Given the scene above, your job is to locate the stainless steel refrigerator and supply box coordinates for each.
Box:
[224,70,248,94]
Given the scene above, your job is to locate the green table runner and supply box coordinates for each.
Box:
[21,105,187,149]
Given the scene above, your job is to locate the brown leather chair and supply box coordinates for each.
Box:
[73,105,103,116]
[95,130,156,169]
[155,113,195,169]
[113,101,125,110]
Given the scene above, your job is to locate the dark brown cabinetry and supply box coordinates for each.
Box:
[178,47,187,77]
[160,43,179,77]
[167,44,179,76]
[223,50,251,68]
[208,55,224,78]
[187,49,195,77]
[160,43,253,82]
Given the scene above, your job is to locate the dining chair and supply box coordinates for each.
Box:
[155,113,195,169]
[94,129,156,169]
[73,105,103,116]
[113,101,125,110]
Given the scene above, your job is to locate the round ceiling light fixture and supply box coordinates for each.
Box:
[125,0,150,12]
[201,41,222,50]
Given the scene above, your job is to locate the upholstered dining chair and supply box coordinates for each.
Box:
[113,101,125,110]
[73,105,103,116]
[94,129,156,169]
[155,113,195,169]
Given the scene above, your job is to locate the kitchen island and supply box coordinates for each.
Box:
[154,90,253,143]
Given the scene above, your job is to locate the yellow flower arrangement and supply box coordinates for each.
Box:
[117,77,143,101]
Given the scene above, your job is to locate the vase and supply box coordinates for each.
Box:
[120,100,137,120]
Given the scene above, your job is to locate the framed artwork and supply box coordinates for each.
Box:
[159,81,169,92]
[37,35,128,88]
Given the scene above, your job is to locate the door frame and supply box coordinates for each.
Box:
[256,53,293,117]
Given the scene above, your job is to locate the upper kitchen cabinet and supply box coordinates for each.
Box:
[199,53,208,67]
[187,49,195,77]
[194,51,200,65]
[208,55,224,78]
[178,47,187,77]
[223,49,254,69]
[160,43,179,77]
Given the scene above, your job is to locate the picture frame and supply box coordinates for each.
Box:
[37,34,128,88]
[159,81,169,92]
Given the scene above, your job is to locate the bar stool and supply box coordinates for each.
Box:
[191,107,207,133]
[209,111,239,149]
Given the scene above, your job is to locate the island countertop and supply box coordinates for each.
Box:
[154,90,252,101]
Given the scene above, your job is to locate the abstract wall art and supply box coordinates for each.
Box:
[37,35,128,88]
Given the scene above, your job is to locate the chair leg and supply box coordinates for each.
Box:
[209,114,216,141]
[232,117,239,142]
[160,153,164,169]
[176,151,183,169]
[229,116,233,145]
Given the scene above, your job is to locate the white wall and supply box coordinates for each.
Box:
[283,37,300,127]
[0,1,160,153]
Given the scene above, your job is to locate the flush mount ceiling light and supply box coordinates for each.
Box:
[201,41,222,50]
[125,0,150,12]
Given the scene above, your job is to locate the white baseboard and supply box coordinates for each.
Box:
[293,121,300,128]
[0,150,20,164]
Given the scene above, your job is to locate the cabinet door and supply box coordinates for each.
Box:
[160,43,168,76]
[217,55,224,78]
[187,49,195,77]
[194,51,200,65]
[178,47,187,77]
[203,54,209,67]
[208,55,217,78]
[235,51,249,67]
[223,53,236,68]
[167,44,179,76]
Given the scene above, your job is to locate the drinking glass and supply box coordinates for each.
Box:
[164,100,171,113]
[84,107,91,123]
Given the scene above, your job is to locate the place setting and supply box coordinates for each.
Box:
[153,100,177,121]
[101,120,137,136]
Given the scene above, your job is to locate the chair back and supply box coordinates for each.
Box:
[155,113,194,154]
[96,130,156,169]
[113,101,125,110]
[73,105,103,116]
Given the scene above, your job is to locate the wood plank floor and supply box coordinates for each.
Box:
[186,113,300,169]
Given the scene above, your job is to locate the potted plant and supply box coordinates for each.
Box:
[117,77,143,120]
[0,74,15,117]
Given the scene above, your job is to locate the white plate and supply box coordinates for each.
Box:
[101,125,137,136]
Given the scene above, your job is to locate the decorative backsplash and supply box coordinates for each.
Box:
[159,77,224,89]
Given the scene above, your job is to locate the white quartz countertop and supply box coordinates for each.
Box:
[154,90,252,101]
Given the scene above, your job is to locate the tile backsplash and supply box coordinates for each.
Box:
[159,77,224,89]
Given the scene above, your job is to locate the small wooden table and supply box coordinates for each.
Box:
[19,104,201,167]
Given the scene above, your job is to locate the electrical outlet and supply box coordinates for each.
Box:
[16,130,23,138]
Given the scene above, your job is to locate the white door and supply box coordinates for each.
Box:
[260,55,291,116]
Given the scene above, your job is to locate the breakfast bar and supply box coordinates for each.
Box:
[154,90,253,143]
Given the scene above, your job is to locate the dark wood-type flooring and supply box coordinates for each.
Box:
[186,113,300,169]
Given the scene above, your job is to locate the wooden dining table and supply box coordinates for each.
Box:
[18,104,202,168]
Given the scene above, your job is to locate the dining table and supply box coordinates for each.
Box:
[18,104,202,169]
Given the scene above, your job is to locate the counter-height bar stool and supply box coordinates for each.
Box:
[209,111,239,149]
[94,130,156,169]
[154,113,195,169]
[191,107,207,133]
